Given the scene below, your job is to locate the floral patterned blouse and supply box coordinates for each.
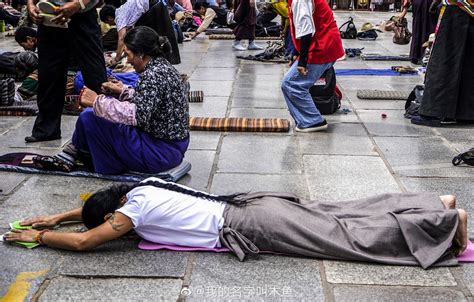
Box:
[93,56,189,141]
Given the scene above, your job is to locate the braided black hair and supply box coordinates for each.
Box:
[82,180,246,229]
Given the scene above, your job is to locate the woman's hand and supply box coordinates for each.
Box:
[102,80,124,95]
[27,3,43,24]
[80,87,98,107]
[51,2,81,24]
[4,229,40,243]
[21,215,60,229]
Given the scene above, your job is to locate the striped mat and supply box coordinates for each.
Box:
[356,90,410,100]
[205,28,233,35]
[189,117,290,132]
[208,34,280,40]
[188,90,204,103]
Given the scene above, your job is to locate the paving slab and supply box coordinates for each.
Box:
[400,177,474,238]
[0,173,25,196]
[0,117,29,135]
[188,253,324,301]
[324,260,457,286]
[0,115,77,149]
[325,106,360,123]
[374,136,473,178]
[189,96,229,118]
[436,127,474,153]
[189,67,238,81]
[218,135,302,174]
[240,64,284,75]
[333,285,467,302]
[188,80,233,97]
[211,173,310,199]
[304,155,400,201]
[229,107,292,120]
[0,176,110,223]
[454,264,474,295]
[0,242,62,301]
[59,239,188,277]
[39,276,182,301]
[358,109,436,137]
[180,150,216,190]
[231,86,285,102]
[297,123,377,156]
[188,132,221,150]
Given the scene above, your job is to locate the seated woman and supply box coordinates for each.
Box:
[55,26,189,175]
[4,177,468,269]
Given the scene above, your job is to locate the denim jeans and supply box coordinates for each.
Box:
[281,60,334,128]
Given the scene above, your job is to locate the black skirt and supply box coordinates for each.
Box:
[420,6,474,120]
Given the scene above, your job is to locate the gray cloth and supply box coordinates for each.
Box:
[220,192,459,269]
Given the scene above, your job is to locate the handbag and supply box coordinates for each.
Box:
[227,11,236,25]
[393,18,412,45]
[339,17,357,39]
[452,148,474,166]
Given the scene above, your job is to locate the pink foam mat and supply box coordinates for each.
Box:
[138,240,474,262]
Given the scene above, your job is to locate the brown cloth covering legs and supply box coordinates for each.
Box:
[189,117,290,132]
[220,192,459,268]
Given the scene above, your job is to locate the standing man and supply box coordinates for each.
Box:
[281,0,343,132]
[26,0,106,142]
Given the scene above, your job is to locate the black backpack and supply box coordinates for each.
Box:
[339,17,357,39]
[404,85,424,119]
[309,67,341,115]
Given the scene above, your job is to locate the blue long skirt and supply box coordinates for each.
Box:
[71,109,189,175]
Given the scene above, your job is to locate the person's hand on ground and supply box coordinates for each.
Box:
[3,229,40,243]
[102,80,124,95]
[80,87,98,107]
[297,66,308,76]
[27,3,43,24]
[52,2,81,24]
[185,32,197,39]
[21,215,60,229]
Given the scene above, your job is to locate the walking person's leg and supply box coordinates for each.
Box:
[70,9,107,94]
[281,60,333,132]
[26,25,70,142]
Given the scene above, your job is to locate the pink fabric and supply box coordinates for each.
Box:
[175,0,192,11]
[457,240,474,262]
[138,240,474,263]
[93,95,137,125]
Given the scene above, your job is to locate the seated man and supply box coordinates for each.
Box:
[0,2,21,26]
[14,26,37,51]
[187,1,228,39]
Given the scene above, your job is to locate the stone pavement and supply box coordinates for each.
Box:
[1,11,473,301]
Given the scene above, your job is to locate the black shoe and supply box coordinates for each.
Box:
[25,135,61,143]
[410,115,442,127]
[295,120,328,132]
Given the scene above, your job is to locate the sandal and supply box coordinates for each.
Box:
[32,155,74,172]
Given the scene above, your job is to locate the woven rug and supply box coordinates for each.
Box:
[0,152,191,183]
[357,90,410,100]
[205,28,233,35]
[208,34,280,40]
[360,54,411,61]
[189,117,290,132]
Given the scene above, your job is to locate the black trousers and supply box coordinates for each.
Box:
[32,9,106,139]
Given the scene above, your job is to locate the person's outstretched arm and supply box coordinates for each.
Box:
[20,207,83,229]
[5,212,133,251]
[192,8,216,38]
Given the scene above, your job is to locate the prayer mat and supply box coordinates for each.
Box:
[187,90,204,103]
[335,69,418,76]
[138,239,474,263]
[63,95,82,116]
[205,28,233,35]
[0,72,22,82]
[361,54,411,61]
[208,34,280,40]
[0,152,192,182]
[0,105,38,116]
[236,55,287,64]
[356,90,410,100]
[189,117,290,132]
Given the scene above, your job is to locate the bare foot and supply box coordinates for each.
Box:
[440,195,456,209]
[453,209,468,256]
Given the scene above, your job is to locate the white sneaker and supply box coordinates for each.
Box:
[295,120,328,132]
[247,42,264,50]
[232,41,247,51]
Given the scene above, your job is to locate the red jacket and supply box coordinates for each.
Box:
[288,0,344,64]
